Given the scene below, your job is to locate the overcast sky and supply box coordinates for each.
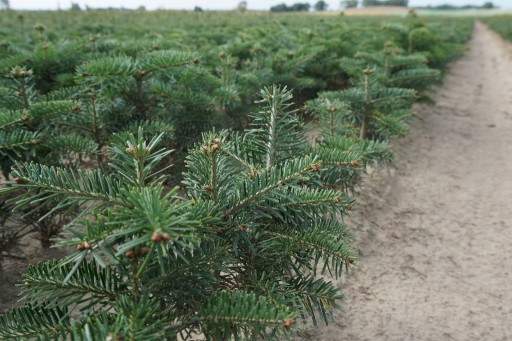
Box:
[8,0,512,11]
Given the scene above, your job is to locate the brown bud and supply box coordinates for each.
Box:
[219,51,226,58]
[140,246,150,255]
[81,72,89,77]
[211,144,220,151]
[239,225,245,231]
[76,243,85,251]
[211,138,221,144]
[334,196,341,203]
[203,185,213,191]
[144,146,150,153]
[15,91,21,97]
[151,231,163,243]
[71,104,81,111]
[14,178,26,184]
[163,233,171,241]
[200,146,209,153]
[362,68,372,75]
[83,242,91,249]
[252,47,260,53]
[282,318,295,329]
[330,106,335,112]
[193,58,200,64]
[125,250,135,259]
[350,161,360,167]
[311,164,321,172]
[125,147,136,156]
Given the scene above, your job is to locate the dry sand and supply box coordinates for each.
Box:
[0,234,67,313]
[296,22,512,340]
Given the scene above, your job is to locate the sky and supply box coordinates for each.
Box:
[7,0,512,11]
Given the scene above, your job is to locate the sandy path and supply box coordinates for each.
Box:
[298,22,512,340]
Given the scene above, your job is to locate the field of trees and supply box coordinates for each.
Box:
[0,7,508,340]
[481,15,512,40]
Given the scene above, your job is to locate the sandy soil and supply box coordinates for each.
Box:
[0,233,68,313]
[296,21,512,340]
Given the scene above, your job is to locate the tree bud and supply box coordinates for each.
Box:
[282,318,295,329]
[151,231,163,242]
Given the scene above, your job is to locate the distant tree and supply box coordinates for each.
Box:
[270,2,310,12]
[270,3,289,11]
[362,0,408,6]
[237,1,248,12]
[70,2,82,11]
[193,6,203,11]
[314,0,328,11]
[341,0,358,8]
[482,2,495,9]
[291,2,311,11]
[0,0,10,10]
[388,0,408,6]
[362,0,377,6]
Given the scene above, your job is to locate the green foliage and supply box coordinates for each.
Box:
[308,70,416,141]
[0,88,366,339]
[482,16,512,42]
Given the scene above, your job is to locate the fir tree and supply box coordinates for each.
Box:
[0,86,364,340]
[308,68,416,141]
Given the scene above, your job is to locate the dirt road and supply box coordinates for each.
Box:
[299,22,512,340]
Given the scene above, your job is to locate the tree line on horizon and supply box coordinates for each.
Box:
[0,0,497,13]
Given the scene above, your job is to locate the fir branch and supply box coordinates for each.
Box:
[0,110,28,130]
[265,221,357,278]
[199,290,294,339]
[3,163,125,212]
[0,130,39,156]
[28,100,80,122]
[0,304,72,339]
[286,275,343,326]
[225,155,318,218]
[20,259,122,308]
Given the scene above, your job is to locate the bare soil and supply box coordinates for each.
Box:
[297,21,512,340]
